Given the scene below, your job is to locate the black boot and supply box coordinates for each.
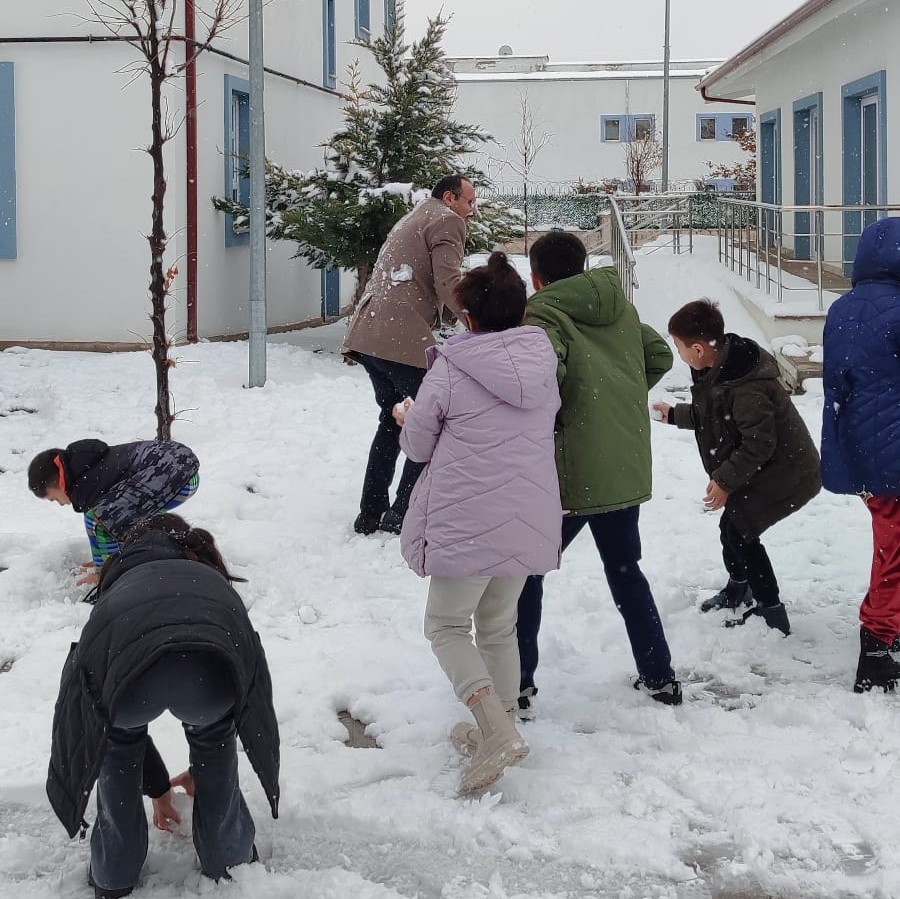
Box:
[353,511,383,535]
[854,628,900,693]
[724,602,791,635]
[700,578,753,613]
[378,508,404,535]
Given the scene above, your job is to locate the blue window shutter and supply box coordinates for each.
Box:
[356,0,370,40]
[384,0,396,32]
[323,0,336,88]
[223,74,251,247]
[0,63,16,260]
[321,267,340,317]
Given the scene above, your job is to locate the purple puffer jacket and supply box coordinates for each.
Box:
[399,325,563,578]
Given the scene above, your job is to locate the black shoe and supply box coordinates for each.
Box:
[633,677,683,706]
[700,579,753,612]
[725,602,791,635]
[378,508,404,535]
[517,687,537,721]
[88,868,133,899]
[855,628,900,693]
[353,511,383,535]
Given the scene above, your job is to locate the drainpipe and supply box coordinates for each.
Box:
[185,0,199,342]
[699,84,755,106]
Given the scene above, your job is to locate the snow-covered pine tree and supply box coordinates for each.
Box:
[213,6,523,305]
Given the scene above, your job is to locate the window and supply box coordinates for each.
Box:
[323,0,336,89]
[600,114,655,142]
[696,113,753,141]
[699,116,717,141]
[223,75,250,247]
[384,0,396,34]
[321,267,340,318]
[355,0,370,41]
[0,62,15,260]
[633,116,653,140]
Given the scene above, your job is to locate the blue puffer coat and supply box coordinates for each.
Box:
[821,217,900,496]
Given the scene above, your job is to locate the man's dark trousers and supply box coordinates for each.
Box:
[719,508,780,605]
[353,351,427,519]
[517,505,675,691]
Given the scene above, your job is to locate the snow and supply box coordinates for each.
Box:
[0,238,893,899]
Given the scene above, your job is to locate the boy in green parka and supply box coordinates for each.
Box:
[652,299,821,636]
[516,231,681,714]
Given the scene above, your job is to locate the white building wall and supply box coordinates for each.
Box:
[0,0,389,345]
[745,1,899,260]
[452,72,755,188]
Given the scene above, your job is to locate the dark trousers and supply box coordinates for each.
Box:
[719,509,779,606]
[90,652,255,891]
[517,505,675,691]
[353,352,427,517]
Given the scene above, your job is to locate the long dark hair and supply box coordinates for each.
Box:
[97,513,246,589]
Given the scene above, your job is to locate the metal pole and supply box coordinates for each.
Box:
[661,0,671,192]
[247,0,267,388]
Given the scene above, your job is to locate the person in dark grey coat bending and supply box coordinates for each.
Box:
[47,514,280,899]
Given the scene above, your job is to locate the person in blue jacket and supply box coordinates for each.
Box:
[821,217,900,692]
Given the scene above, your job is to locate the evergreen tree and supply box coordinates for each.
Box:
[213,6,522,304]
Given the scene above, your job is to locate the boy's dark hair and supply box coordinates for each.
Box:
[28,448,65,497]
[667,298,726,345]
[454,251,526,333]
[98,512,246,587]
[529,230,587,285]
[432,174,470,199]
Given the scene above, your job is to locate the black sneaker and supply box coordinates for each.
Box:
[855,628,900,693]
[700,579,753,613]
[353,511,383,535]
[633,677,683,706]
[378,509,404,535]
[725,602,790,635]
[517,687,537,721]
[88,868,133,899]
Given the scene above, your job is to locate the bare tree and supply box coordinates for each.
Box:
[624,128,663,196]
[500,91,552,251]
[88,0,241,439]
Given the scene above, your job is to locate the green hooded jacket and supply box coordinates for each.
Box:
[526,267,673,515]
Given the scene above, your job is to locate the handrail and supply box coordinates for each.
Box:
[605,196,639,303]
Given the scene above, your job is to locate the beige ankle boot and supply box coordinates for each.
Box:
[460,691,529,793]
[451,708,517,757]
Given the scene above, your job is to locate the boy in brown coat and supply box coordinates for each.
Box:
[652,299,821,635]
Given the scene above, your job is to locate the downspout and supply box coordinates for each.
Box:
[699,84,755,106]
[185,0,199,342]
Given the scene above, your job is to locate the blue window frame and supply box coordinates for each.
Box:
[223,74,250,247]
[321,267,340,318]
[842,70,887,272]
[0,63,16,260]
[793,93,823,260]
[384,0,396,34]
[696,112,753,142]
[600,114,655,142]
[355,0,371,41]
[323,0,336,88]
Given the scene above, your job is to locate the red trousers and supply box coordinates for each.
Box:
[860,496,900,642]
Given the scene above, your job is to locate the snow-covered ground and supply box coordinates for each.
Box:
[0,237,893,899]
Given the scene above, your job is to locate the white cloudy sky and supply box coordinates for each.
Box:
[402,0,802,62]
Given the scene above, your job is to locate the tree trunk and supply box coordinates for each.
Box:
[148,46,171,440]
[352,262,373,310]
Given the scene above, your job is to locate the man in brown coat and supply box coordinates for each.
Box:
[342,174,477,534]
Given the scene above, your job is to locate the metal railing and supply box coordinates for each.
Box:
[716,199,900,311]
[610,193,696,255]
[604,196,639,303]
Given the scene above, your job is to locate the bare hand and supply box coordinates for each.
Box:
[392,397,414,427]
[703,480,729,512]
[650,402,672,423]
[76,569,99,586]
[170,769,195,796]
[151,790,181,832]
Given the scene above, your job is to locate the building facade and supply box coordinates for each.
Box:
[448,55,756,191]
[698,0,898,270]
[0,0,395,347]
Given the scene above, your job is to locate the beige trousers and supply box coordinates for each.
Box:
[424,575,526,710]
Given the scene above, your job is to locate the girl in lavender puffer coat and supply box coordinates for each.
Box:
[397,251,562,794]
